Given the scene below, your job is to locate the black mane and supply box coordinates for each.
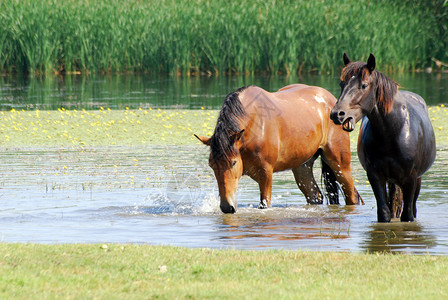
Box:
[372,70,399,114]
[210,86,249,164]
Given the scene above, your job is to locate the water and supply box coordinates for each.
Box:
[0,73,447,110]
[0,145,447,254]
[0,73,447,254]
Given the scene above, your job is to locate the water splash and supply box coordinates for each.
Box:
[132,191,219,215]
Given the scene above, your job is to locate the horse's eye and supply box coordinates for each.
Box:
[232,160,237,167]
[361,83,368,90]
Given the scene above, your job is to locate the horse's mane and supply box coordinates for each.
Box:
[341,62,398,114]
[210,86,249,165]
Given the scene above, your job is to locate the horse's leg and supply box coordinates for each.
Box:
[413,178,422,218]
[321,147,358,205]
[256,165,273,209]
[367,171,390,222]
[292,158,323,204]
[387,182,403,218]
[322,159,339,204]
[401,175,419,222]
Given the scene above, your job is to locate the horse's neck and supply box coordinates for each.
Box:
[364,95,399,139]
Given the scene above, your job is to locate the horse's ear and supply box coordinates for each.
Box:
[230,129,245,144]
[367,53,376,72]
[343,53,351,66]
[194,134,211,146]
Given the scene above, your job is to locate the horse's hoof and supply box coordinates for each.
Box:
[377,215,392,223]
[258,200,268,209]
[378,208,392,222]
[400,215,414,222]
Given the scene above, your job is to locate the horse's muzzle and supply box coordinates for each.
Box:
[330,111,342,125]
[330,110,355,132]
[220,203,236,213]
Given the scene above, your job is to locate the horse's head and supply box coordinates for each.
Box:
[195,130,245,213]
[330,53,377,132]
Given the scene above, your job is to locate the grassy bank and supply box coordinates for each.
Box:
[1,243,447,299]
[0,106,446,149]
[1,0,447,75]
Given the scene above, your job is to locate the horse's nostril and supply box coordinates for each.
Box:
[220,204,236,214]
[338,111,345,117]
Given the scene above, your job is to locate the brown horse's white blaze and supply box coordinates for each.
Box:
[196,84,362,213]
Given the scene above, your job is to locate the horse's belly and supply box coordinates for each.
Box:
[358,119,435,181]
[273,133,322,172]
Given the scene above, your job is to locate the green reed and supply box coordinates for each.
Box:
[1,0,446,75]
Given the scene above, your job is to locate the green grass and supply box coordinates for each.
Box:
[1,0,447,75]
[1,243,447,299]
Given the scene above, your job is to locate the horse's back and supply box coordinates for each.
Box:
[238,84,339,171]
[274,84,337,107]
[400,90,429,113]
[276,83,309,92]
[239,84,336,130]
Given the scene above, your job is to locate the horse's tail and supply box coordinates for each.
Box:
[321,158,364,205]
[387,182,403,218]
[321,158,339,204]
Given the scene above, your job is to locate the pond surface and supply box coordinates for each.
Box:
[0,72,447,110]
[0,73,447,254]
[0,145,447,254]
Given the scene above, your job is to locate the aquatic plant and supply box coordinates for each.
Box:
[0,107,218,147]
[0,0,446,75]
[0,105,446,148]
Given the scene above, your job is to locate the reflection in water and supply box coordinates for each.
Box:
[0,72,446,110]
[217,207,355,243]
[362,222,437,254]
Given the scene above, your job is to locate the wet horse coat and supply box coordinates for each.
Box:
[330,54,436,222]
[196,84,360,213]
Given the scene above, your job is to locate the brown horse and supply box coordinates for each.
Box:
[195,84,361,213]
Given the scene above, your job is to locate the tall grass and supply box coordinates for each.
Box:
[0,0,447,75]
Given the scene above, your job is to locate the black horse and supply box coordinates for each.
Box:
[330,53,436,222]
